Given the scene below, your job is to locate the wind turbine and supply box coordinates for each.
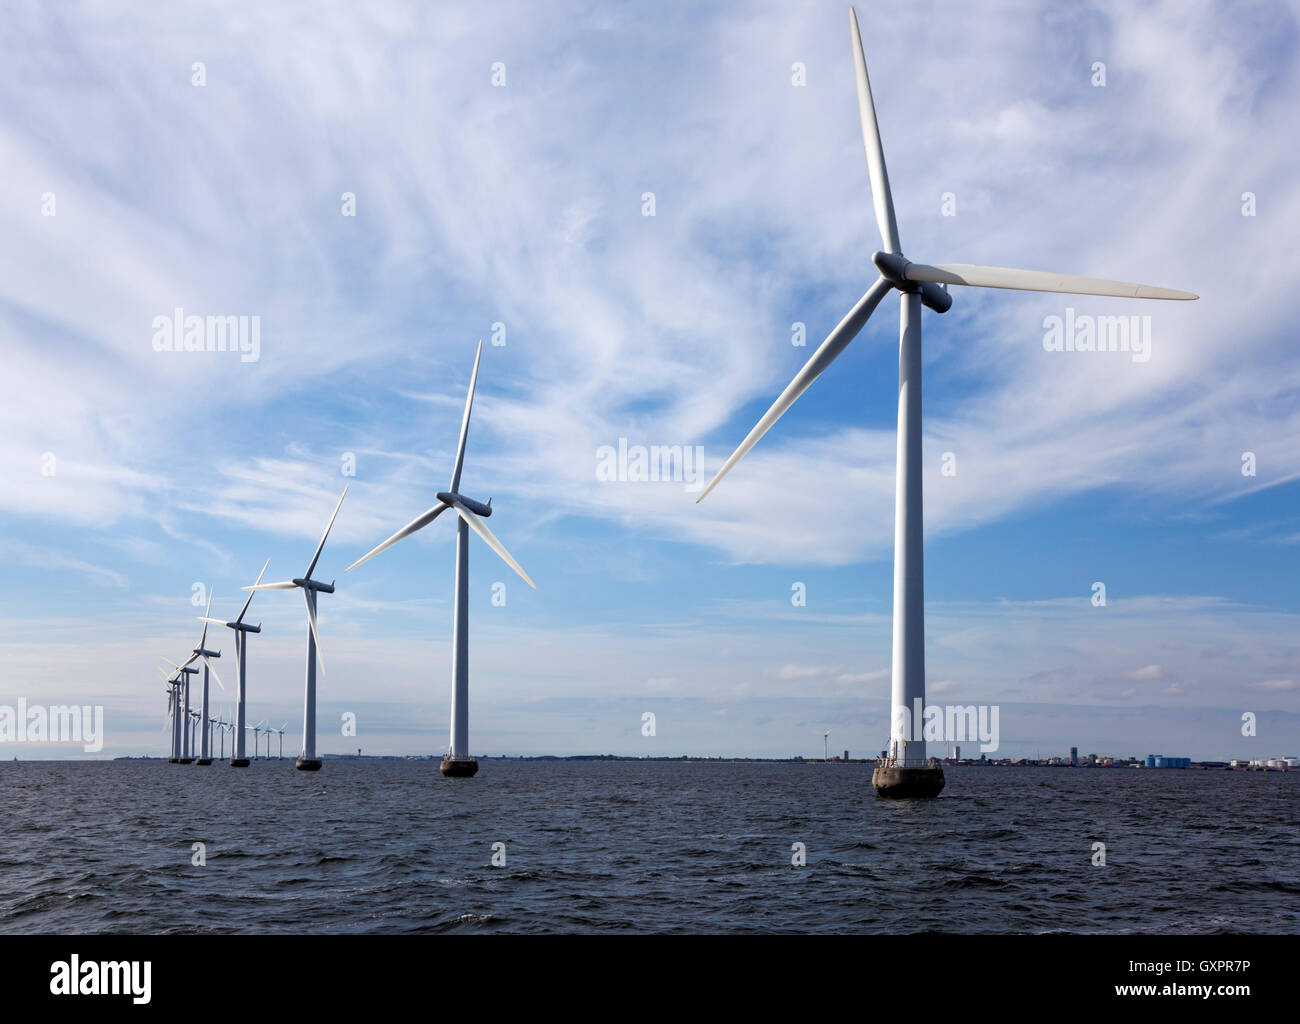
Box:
[159,665,181,762]
[188,589,224,765]
[271,723,288,760]
[347,341,536,779]
[244,490,347,771]
[200,560,268,767]
[161,661,200,763]
[824,730,830,763]
[160,672,182,762]
[695,7,1197,799]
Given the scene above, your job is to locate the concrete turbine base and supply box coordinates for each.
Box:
[177,758,193,765]
[228,757,250,768]
[871,764,945,798]
[295,757,323,772]
[194,758,212,766]
[440,756,478,778]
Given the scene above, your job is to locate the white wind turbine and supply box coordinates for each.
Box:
[248,719,266,759]
[160,671,183,762]
[696,7,1197,799]
[270,723,288,760]
[159,661,200,763]
[347,341,535,778]
[160,663,184,761]
[243,489,348,771]
[199,560,268,767]
[188,589,224,765]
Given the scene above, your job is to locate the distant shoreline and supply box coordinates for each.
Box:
[83,754,1298,772]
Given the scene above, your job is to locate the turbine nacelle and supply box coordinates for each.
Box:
[292,577,336,594]
[435,492,492,518]
[873,251,952,314]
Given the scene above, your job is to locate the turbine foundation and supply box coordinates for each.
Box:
[295,757,323,772]
[872,761,945,798]
[194,758,211,766]
[176,757,193,765]
[440,755,478,778]
[228,757,250,768]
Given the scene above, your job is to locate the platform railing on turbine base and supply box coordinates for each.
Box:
[874,756,943,770]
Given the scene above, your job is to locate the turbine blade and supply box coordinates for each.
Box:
[346,502,450,572]
[242,580,297,591]
[198,586,214,648]
[850,7,900,253]
[304,589,325,673]
[305,486,349,579]
[449,340,484,493]
[235,559,270,623]
[197,617,226,626]
[450,498,536,590]
[903,262,1198,300]
[203,655,225,692]
[695,276,893,503]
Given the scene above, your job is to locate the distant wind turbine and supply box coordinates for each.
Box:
[244,491,348,771]
[347,341,536,779]
[200,560,268,767]
[189,588,224,765]
[160,672,183,762]
[159,662,183,762]
[160,661,200,763]
[695,7,1197,799]
[271,723,288,760]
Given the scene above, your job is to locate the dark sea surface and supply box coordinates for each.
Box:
[2,760,1297,934]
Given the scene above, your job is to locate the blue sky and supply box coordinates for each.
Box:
[2,0,1299,761]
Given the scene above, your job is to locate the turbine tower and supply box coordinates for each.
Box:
[348,341,536,779]
[200,560,268,767]
[244,492,348,772]
[695,7,1197,799]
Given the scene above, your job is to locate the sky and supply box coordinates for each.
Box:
[1,0,1298,762]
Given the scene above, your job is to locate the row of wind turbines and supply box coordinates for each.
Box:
[159,341,533,777]
[161,6,1196,796]
[162,680,286,764]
